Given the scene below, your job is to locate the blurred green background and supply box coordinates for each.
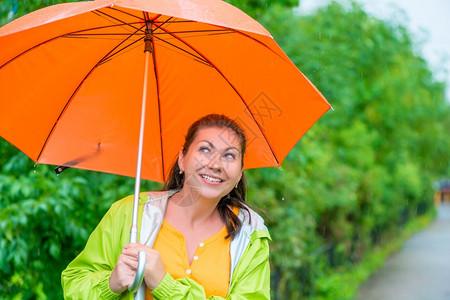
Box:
[0,0,449,299]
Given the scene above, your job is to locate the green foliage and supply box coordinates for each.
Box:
[248,1,449,299]
[1,0,449,299]
[0,143,160,299]
[225,0,299,19]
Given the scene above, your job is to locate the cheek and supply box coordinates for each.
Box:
[192,154,208,167]
[185,153,209,171]
[226,163,242,179]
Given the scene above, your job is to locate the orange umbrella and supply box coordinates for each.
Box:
[0,0,330,181]
[0,0,331,296]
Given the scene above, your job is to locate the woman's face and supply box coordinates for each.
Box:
[178,126,243,201]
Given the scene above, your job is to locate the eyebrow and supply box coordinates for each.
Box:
[198,140,241,153]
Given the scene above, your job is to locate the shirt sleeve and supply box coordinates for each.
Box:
[151,233,271,300]
[61,200,131,300]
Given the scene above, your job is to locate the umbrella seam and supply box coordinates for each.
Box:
[229,28,291,65]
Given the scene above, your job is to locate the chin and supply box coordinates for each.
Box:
[199,189,228,201]
[196,185,232,201]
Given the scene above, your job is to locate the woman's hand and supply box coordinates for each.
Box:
[109,245,138,293]
[121,243,167,291]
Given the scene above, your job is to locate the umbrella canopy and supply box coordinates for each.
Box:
[0,0,331,183]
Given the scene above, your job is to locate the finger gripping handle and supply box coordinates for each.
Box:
[128,251,146,293]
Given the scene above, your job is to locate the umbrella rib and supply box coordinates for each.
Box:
[35,25,146,163]
[0,36,59,69]
[151,16,231,37]
[99,35,144,65]
[152,16,174,33]
[0,22,146,69]
[95,7,195,26]
[65,29,232,38]
[104,6,145,22]
[152,35,211,66]
[144,13,166,181]
[158,26,280,165]
[229,28,291,64]
[156,29,233,36]
[93,9,143,33]
[150,19,232,66]
[97,8,162,30]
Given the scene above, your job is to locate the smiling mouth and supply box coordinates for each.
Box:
[200,174,223,183]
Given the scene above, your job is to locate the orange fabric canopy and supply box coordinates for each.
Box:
[0,0,331,182]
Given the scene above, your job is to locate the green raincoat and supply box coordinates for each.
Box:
[61,191,271,299]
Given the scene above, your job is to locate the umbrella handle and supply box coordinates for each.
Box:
[128,251,146,294]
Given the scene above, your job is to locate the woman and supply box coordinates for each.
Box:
[62,114,271,299]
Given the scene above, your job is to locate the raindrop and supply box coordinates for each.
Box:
[281,197,285,201]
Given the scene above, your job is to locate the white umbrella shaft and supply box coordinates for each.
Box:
[131,50,151,244]
[128,47,152,299]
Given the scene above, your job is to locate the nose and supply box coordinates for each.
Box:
[207,153,222,171]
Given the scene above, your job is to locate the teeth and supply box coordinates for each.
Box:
[201,175,222,183]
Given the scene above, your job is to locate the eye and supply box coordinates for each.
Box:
[199,146,210,153]
[224,152,236,160]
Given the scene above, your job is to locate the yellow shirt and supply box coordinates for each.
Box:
[148,214,234,298]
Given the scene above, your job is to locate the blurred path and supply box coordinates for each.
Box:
[356,204,450,300]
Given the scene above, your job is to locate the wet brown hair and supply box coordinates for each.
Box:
[162,114,249,239]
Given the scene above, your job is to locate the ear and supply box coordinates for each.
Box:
[178,148,184,172]
[237,170,243,185]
